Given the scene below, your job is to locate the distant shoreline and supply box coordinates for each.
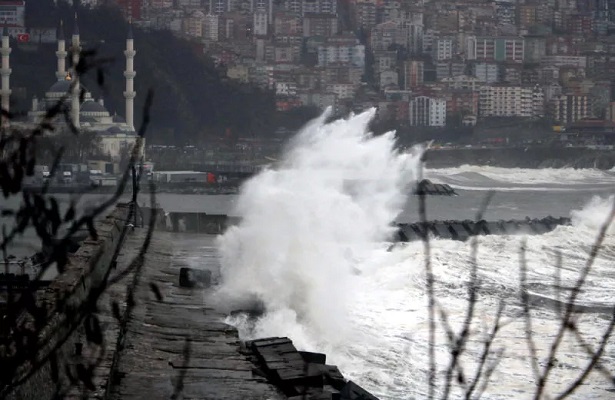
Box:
[423,146,615,169]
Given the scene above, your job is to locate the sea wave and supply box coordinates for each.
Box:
[213,110,615,399]
[426,165,615,188]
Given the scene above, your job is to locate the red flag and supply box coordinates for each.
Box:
[206,172,216,184]
[17,33,29,42]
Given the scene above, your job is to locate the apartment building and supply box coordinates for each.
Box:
[303,13,338,37]
[550,94,591,124]
[409,96,447,127]
[433,37,455,61]
[467,36,524,64]
[317,36,365,69]
[403,60,424,89]
[479,85,544,118]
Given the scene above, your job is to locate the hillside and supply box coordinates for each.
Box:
[13,1,277,144]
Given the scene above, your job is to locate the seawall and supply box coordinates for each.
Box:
[423,147,615,169]
[3,203,131,399]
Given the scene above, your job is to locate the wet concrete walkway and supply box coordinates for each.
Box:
[106,230,284,399]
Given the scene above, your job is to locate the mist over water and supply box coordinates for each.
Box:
[214,110,615,399]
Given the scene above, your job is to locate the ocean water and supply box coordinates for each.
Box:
[213,109,615,399]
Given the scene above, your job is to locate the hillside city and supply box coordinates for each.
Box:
[103,0,615,145]
[1,0,615,182]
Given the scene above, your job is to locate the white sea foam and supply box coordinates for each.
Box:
[426,165,615,190]
[214,111,615,399]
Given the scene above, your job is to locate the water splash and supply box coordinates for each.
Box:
[215,109,422,346]
[570,195,615,233]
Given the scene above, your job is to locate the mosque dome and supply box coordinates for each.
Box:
[81,100,108,113]
[48,79,72,93]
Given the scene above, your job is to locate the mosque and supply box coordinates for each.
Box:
[0,16,141,162]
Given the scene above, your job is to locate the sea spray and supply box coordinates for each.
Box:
[211,136,615,399]
[570,194,615,234]
[215,108,423,347]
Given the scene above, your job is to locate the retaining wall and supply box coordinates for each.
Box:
[3,203,130,400]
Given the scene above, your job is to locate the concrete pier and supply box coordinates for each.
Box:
[105,232,285,399]
[3,206,376,399]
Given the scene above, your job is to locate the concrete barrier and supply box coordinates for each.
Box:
[396,216,571,242]
[3,203,131,400]
[245,337,379,399]
[140,208,241,234]
[413,179,457,196]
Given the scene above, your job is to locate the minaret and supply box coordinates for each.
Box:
[0,23,12,127]
[56,20,67,80]
[71,14,80,129]
[124,21,136,131]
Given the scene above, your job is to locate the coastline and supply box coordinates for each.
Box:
[422,146,615,169]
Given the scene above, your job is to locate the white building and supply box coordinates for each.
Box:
[253,10,268,36]
[326,83,356,99]
[479,85,544,118]
[409,96,446,127]
[275,81,297,96]
[317,36,365,69]
[203,13,219,42]
[433,37,454,61]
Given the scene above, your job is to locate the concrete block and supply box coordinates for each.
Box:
[434,223,453,240]
[299,351,326,365]
[178,267,211,288]
[339,381,379,399]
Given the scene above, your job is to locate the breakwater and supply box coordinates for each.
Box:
[151,210,571,242]
[423,147,615,169]
[396,216,571,242]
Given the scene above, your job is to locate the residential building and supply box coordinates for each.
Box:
[467,36,524,64]
[203,13,219,43]
[403,60,424,89]
[441,75,481,91]
[479,85,544,118]
[0,0,24,27]
[433,37,455,61]
[550,94,591,124]
[209,0,230,14]
[380,70,399,89]
[352,0,377,31]
[183,10,205,38]
[436,61,465,80]
[253,10,268,36]
[317,36,365,69]
[473,62,499,83]
[409,96,447,127]
[273,13,302,36]
[303,13,338,37]
[541,55,587,68]
[326,83,357,99]
[302,0,337,16]
[524,36,547,63]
